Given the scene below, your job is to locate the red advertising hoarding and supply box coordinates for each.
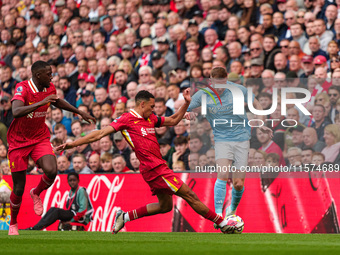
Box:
[3,173,340,233]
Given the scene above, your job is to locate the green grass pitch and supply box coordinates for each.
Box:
[1,231,340,255]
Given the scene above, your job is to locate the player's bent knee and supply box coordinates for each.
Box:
[13,187,25,196]
[160,202,173,213]
[44,167,58,178]
[233,182,244,191]
[161,205,172,213]
[12,184,25,196]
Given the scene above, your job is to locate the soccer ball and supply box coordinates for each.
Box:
[224,215,244,234]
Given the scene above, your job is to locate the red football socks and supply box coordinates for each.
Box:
[127,205,149,221]
[33,174,55,196]
[10,192,22,225]
[204,209,224,225]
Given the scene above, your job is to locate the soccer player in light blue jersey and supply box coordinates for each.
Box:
[186,67,273,221]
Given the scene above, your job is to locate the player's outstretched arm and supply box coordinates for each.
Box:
[52,98,96,124]
[12,95,58,118]
[56,126,115,151]
[163,88,191,126]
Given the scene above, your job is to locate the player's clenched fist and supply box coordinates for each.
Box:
[182,88,191,103]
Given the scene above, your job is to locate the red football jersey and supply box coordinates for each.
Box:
[110,109,165,172]
[7,79,56,151]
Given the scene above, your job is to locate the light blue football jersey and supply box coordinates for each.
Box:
[188,82,253,142]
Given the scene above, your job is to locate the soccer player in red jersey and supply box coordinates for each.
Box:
[7,61,95,235]
[57,90,233,234]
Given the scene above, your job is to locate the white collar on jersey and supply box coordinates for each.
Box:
[130,109,143,118]
[28,78,47,93]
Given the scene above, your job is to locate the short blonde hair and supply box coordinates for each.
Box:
[324,124,340,143]
[118,59,133,74]
[173,161,185,170]
[314,92,330,105]
[101,152,113,162]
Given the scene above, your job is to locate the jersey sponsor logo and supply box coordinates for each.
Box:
[16,86,23,92]
[34,112,47,118]
[146,128,155,134]
[26,111,47,118]
[141,127,147,136]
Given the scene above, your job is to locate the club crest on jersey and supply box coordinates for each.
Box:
[16,86,23,92]
[141,127,147,136]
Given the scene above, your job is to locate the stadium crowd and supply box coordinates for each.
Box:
[0,0,340,175]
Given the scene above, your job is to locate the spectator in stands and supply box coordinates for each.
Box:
[311,104,332,142]
[328,86,340,122]
[301,148,314,166]
[112,154,132,173]
[309,36,328,59]
[52,108,72,136]
[129,151,140,172]
[71,120,83,138]
[100,135,114,155]
[302,127,326,152]
[166,83,184,111]
[95,87,112,106]
[27,173,93,231]
[72,154,94,174]
[288,125,305,150]
[54,124,70,144]
[206,149,216,166]
[321,124,340,162]
[0,144,7,163]
[314,19,333,52]
[265,153,279,167]
[189,132,209,155]
[97,58,111,88]
[112,132,132,169]
[57,156,72,174]
[88,153,101,173]
[257,128,285,166]
[274,53,289,73]
[204,29,223,58]
[254,150,267,167]
[172,136,189,170]
[1,65,18,94]
[80,89,95,110]
[100,152,114,173]
[154,97,173,117]
[0,165,11,205]
[287,147,303,166]
[300,55,315,78]
[0,96,13,128]
[157,37,178,69]
[312,152,325,166]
